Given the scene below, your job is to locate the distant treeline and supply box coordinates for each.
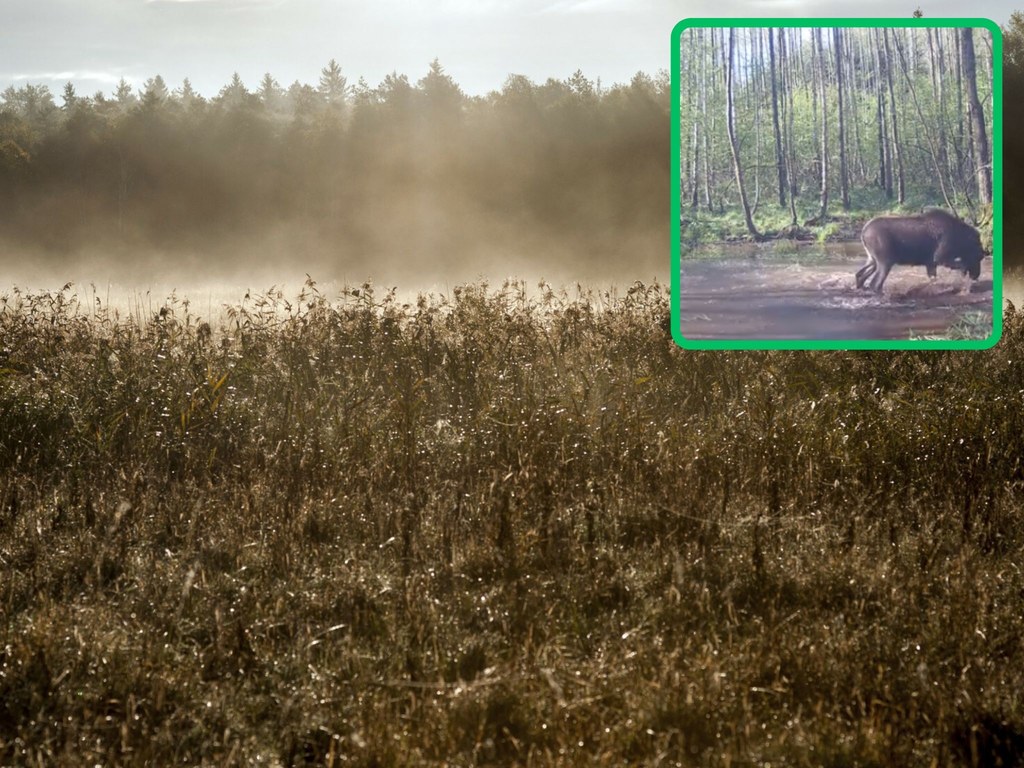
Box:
[6,30,1024,272]
[0,61,669,277]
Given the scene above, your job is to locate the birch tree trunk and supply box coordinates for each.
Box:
[783,28,798,226]
[815,28,829,221]
[725,28,761,239]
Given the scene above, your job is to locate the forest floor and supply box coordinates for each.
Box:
[679,253,994,341]
[2,280,1024,766]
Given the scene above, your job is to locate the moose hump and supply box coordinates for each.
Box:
[855,209,985,292]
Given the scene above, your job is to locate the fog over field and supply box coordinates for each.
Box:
[4,0,1022,298]
[0,60,669,297]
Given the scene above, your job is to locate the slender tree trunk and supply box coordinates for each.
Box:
[928,28,939,95]
[834,28,849,209]
[980,29,993,97]
[690,116,700,209]
[810,32,820,183]
[700,28,713,210]
[783,28,798,225]
[892,29,956,212]
[910,24,918,78]
[884,29,905,204]
[961,27,992,204]
[752,30,762,214]
[936,30,955,186]
[874,29,890,195]
[681,54,691,206]
[929,28,952,188]
[725,28,761,239]
[688,34,700,209]
[743,28,752,114]
[815,28,829,221]
[848,30,867,181]
[955,29,967,190]
[712,28,725,212]
[768,27,787,208]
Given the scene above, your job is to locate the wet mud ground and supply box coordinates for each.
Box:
[679,243,996,341]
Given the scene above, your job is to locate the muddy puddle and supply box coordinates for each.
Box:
[679,242,995,341]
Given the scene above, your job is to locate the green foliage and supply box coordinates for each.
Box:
[816,221,840,243]
[3,281,1024,765]
[680,27,996,241]
[911,310,993,340]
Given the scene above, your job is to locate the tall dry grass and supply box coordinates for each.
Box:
[2,279,1023,765]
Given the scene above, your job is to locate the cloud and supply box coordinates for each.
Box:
[538,0,640,12]
[144,0,283,4]
[745,0,809,8]
[369,0,518,17]
[9,70,128,85]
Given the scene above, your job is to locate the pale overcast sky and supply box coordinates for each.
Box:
[1,0,1019,99]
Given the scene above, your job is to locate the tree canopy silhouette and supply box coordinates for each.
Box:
[0,62,670,279]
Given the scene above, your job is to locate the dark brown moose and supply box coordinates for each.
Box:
[855,209,985,292]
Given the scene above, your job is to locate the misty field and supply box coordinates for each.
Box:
[2,280,1024,766]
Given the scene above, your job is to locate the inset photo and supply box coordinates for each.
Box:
[671,19,1002,349]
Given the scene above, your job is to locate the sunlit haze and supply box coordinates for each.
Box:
[0,1,1016,295]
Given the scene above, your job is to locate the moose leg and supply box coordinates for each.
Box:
[870,259,894,292]
[855,256,877,289]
